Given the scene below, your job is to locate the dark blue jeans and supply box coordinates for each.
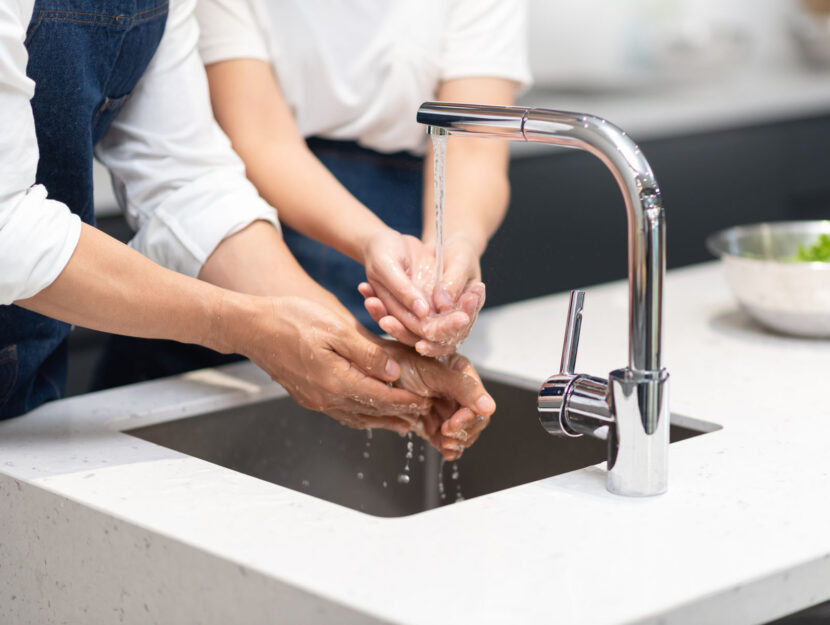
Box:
[0,1,168,419]
[92,138,424,389]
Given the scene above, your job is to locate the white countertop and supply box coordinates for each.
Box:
[2,262,830,624]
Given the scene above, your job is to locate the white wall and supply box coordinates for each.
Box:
[527,0,799,88]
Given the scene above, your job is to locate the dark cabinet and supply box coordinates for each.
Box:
[481,114,830,307]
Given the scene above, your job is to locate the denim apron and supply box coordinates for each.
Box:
[0,0,168,419]
[92,138,424,389]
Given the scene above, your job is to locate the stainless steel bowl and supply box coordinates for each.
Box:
[706,221,830,337]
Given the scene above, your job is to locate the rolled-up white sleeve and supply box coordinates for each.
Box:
[0,1,81,305]
[441,0,533,92]
[95,0,279,278]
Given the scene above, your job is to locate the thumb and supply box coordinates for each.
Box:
[435,253,476,312]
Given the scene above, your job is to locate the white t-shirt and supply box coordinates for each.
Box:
[196,0,532,154]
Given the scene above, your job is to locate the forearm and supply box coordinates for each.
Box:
[205,59,389,265]
[18,224,255,355]
[240,139,388,262]
[198,220,373,337]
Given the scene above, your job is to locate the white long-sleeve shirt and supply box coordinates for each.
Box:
[0,0,279,306]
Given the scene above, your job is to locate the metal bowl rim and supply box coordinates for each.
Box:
[706,219,830,265]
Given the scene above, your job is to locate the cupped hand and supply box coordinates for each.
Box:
[382,341,496,460]
[362,229,433,319]
[241,296,432,434]
[359,233,485,356]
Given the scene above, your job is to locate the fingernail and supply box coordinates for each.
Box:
[413,298,429,318]
[443,441,464,452]
[475,395,495,414]
[385,359,400,379]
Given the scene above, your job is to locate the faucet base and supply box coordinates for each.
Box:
[607,368,670,496]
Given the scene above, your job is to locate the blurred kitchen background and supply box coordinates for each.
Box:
[78,0,830,398]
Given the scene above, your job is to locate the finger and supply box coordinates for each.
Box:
[441,442,464,461]
[361,415,413,435]
[435,259,476,311]
[357,282,376,299]
[339,364,432,418]
[414,339,456,358]
[364,297,389,325]
[378,316,421,347]
[450,353,481,380]
[371,282,428,337]
[373,259,430,318]
[421,310,471,344]
[458,285,485,320]
[419,360,496,419]
[442,409,490,441]
[329,328,402,382]
[416,410,443,441]
[330,411,412,436]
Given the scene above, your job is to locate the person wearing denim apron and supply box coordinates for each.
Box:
[0,0,168,418]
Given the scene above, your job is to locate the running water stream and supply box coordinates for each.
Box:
[431,133,448,282]
[352,133,465,506]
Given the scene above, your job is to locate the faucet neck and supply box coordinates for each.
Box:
[418,102,665,373]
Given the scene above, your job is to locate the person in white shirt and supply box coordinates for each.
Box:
[195,0,531,358]
[0,0,496,456]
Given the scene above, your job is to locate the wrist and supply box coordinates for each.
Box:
[356,222,397,266]
[206,290,271,357]
[445,229,487,258]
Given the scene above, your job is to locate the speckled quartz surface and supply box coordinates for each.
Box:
[2,262,830,625]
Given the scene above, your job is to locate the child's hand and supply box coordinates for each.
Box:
[360,233,485,356]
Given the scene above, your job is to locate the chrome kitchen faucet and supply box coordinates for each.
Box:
[417,102,669,496]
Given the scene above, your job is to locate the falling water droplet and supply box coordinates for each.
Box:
[438,458,447,500]
[356,472,364,480]
[397,473,411,484]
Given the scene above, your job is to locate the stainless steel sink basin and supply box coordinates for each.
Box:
[126,378,716,517]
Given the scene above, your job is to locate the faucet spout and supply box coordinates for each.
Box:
[417,102,664,373]
[417,101,669,496]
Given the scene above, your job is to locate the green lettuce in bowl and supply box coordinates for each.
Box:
[796,234,830,262]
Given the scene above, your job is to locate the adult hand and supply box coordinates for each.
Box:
[237,296,432,434]
[382,341,496,460]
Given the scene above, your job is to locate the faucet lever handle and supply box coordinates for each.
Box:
[560,290,585,375]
